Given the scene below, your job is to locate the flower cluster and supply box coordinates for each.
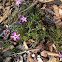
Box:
[10,1,27,41]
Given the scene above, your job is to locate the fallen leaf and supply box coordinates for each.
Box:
[52,5,59,17]
[55,21,62,27]
[27,55,34,62]
[28,39,35,42]
[41,51,48,57]
[41,50,59,57]
[0,7,11,23]
[56,57,60,62]
[49,56,56,62]
[39,0,54,3]
[59,8,62,16]
[23,41,28,50]
[52,44,56,50]
[49,45,53,52]
[54,16,62,20]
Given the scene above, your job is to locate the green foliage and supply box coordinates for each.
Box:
[3,1,62,52]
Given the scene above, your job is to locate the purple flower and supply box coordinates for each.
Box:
[61,46,62,48]
[59,52,62,58]
[20,15,27,22]
[10,32,20,41]
[16,0,21,7]
[6,30,10,34]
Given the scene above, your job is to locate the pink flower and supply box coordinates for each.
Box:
[59,52,62,58]
[16,0,21,7]
[6,30,10,34]
[10,32,20,41]
[61,46,62,48]
[20,15,27,22]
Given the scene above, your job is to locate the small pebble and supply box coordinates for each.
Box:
[31,54,35,57]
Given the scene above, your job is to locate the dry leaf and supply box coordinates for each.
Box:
[59,4,62,15]
[0,7,11,23]
[56,57,60,62]
[52,5,59,17]
[49,56,56,62]
[49,45,53,52]
[54,16,62,20]
[27,55,34,62]
[59,8,62,16]
[23,41,28,50]
[41,51,48,57]
[28,39,35,42]
[55,21,62,27]
[41,50,59,57]
[39,0,54,3]
[52,44,56,50]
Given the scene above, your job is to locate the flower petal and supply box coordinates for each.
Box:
[13,38,17,41]
[17,37,20,39]
[22,20,24,22]
[17,34,20,36]
[16,0,21,7]
[61,46,62,48]
[22,15,24,18]
[59,52,62,58]
[13,32,16,36]
[20,18,23,20]
[25,20,27,22]
[10,36,14,38]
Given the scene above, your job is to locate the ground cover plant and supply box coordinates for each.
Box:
[0,0,62,62]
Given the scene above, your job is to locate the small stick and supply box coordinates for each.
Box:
[12,48,40,55]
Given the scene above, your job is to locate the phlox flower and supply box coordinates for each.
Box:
[61,46,62,48]
[59,52,62,58]
[20,15,27,22]
[16,0,21,7]
[10,32,20,41]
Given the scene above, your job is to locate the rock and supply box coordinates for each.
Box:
[3,50,11,57]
